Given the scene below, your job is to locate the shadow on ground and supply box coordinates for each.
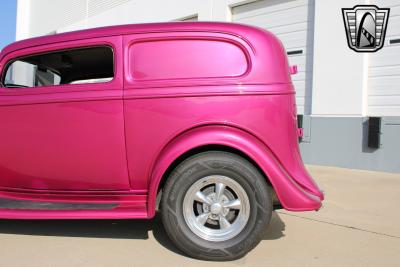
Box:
[264,211,286,240]
[0,211,285,256]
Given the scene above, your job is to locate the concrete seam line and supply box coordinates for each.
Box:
[277,211,400,239]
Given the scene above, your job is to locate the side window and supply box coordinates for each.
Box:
[3,46,114,88]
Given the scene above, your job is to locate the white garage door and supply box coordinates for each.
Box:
[369,0,400,116]
[232,0,315,115]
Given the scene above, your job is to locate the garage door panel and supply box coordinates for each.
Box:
[369,87,400,97]
[233,0,313,115]
[291,71,306,82]
[234,6,308,29]
[369,0,400,116]
[289,59,306,68]
[232,0,309,19]
[369,65,400,77]
[293,80,306,93]
[371,42,400,58]
[290,62,307,74]
[293,84,306,99]
[267,22,309,35]
[276,30,308,49]
[235,14,308,34]
[369,95,400,106]
[287,55,307,70]
[379,0,400,7]
[387,5,400,21]
[370,45,400,67]
[369,76,400,95]
[385,15,400,37]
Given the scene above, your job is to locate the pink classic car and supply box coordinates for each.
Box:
[0,22,323,260]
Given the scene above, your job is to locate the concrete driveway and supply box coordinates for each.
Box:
[0,165,399,267]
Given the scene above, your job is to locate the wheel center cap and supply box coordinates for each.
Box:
[210,203,222,214]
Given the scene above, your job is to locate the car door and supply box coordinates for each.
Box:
[0,36,130,191]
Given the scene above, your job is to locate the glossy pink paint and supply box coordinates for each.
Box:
[0,22,323,219]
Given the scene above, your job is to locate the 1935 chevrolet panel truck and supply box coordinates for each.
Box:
[0,22,323,261]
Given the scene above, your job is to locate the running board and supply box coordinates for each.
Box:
[0,198,117,210]
[0,193,149,219]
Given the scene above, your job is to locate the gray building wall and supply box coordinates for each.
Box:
[300,116,400,173]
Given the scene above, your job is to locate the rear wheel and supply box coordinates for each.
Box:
[161,151,273,261]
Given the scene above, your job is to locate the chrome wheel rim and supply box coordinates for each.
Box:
[183,175,250,242]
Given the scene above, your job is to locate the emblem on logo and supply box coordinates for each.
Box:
[342,5,390,52]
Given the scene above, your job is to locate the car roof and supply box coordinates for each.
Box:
[0,22,274,61]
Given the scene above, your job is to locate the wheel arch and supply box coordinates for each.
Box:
[147,124,279,218]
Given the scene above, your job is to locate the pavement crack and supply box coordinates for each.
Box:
[277,211,400,239]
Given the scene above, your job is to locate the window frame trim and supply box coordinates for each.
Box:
[0,36,121,96]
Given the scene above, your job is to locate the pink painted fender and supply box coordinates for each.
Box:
[147,125,322,218]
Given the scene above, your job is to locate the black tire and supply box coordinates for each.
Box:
[161,151,273,261]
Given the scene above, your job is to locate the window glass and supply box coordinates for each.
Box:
[3,46,114,88]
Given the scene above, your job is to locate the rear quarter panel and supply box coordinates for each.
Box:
[123,87,294,191]
[122,26,322,213]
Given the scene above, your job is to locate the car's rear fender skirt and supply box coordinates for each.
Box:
[147,125,322,218]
